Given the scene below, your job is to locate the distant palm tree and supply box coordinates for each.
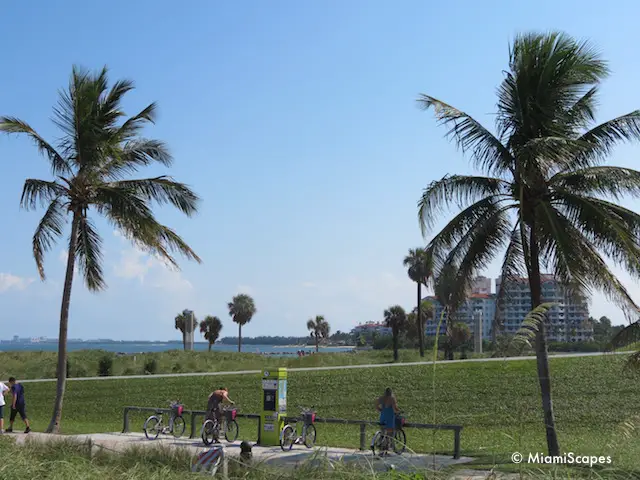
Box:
[407,301,434,343]
[175,310,198,350]
[433,263,467,361]
[0,66,200,433]
[450,322,472,358]
[307,315,330,353]
[228,294,257,352]
[383,305,407,361]
[403,248,434,357]
[200,316,223,351]
[417,32,640,455]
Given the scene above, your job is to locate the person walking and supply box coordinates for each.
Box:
[0,379,9,433]
[6,377,30,433]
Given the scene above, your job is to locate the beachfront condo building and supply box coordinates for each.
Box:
[422,275,593,342]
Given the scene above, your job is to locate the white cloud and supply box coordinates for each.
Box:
[0,273,34,293]
[112,232,193,293]
[301,282,316,288]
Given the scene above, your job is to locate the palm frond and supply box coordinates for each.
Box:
[101,139,173,179]
[32,199,67,280]
[572,111,640,168]
[536,204,640,320]
[74,215,106,291]
[553,191,640,277]
[109,176,199,217]
[493,223,528,336]
[551,166,640,200]
[20,179,68,211]
[610,322,640,349]
[116,103,158,141]
[417,95,514,175]
[0,117,71,175]
[508,302,560,353]
[417,174,508,234]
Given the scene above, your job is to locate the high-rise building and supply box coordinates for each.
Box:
[495,275,592,342]
[424,293,496,340]
[471,276,492,295]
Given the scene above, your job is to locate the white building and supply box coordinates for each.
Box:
[471,276,492,295]
[424,293,496,340]
[351,322,392,336]
[495,275,593,342]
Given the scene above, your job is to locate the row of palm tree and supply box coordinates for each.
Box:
[173,309,223,351]
[174,294,258,353]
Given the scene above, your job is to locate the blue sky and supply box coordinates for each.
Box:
[1,1,639,341]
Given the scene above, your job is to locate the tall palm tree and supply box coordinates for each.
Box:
[383,305,407,361]
[0,66,200,433]
[450,322,472,358]
[175,309,198,350]
[403,248,434,357]
[228,294,256,352]
[307,315,330,352]
[407,300,434,344]
[200,315,223,351]
[417,32,640,455]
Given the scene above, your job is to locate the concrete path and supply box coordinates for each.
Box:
[20,350,628,384]
[10,431,481,474]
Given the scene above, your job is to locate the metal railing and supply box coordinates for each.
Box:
[122,407,462,459]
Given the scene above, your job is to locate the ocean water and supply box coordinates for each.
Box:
[0,342,355,356]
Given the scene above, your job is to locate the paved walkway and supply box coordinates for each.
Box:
[8,431,522,478]
[19,350,627,383]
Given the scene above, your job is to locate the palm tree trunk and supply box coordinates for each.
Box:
[529,226,560,456]
[46,213,80,433]
[392,327,399,361]
[417,282,424,357]
[182,329,186,351]
[208,341,212,352]
[315,335,319,353]
[238,324,242,353]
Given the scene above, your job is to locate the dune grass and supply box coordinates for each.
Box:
[12,354,640,473]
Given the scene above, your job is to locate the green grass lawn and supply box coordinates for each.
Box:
[0,349,446,380]
[15,354,640,472]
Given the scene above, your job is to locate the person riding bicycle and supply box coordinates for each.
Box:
[375,387,399,454]
[206,387,235,426]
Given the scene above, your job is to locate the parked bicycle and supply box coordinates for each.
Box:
[201,406,240,445]
[371,411,406,455]
[280,406,317,451]
[143,400,186,440]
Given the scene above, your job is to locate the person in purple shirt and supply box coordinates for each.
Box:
[6,377,30,433]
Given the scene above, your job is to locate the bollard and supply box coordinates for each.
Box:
[453,427,461,459]
[122,407,130,433]
[359,424,366,450]
[190,411,198,439]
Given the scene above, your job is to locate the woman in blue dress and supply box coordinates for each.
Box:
[375,387,399,454]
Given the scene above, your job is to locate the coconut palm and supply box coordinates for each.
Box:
[383,305,407,361]
[450,322,472,358]
[406,300,434,345]
[228,294,257,352]
[307,315,330,353]
[403,248,434,357]
[433,263,468,361]
[200,315,223,351]
[0,66,201,433]
[417,32,640,455]
[175,310,198,350]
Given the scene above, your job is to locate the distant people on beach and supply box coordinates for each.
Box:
[0,379,8,433]
[7,377,30,433]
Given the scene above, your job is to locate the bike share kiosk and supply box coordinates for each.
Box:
[259,368,287,445]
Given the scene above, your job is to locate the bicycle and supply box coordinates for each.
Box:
[201,406,240,445]
[371,412,406,456]
[280,406,317,451]
[143,400,186,440]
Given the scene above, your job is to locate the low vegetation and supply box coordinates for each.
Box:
[10,355,640,473]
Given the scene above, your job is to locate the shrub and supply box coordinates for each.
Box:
[144,358,158,375]
[98,355,113,377]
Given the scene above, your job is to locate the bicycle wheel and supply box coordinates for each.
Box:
[371,431,385,456]
[225,419,239,442]
[280,424,295,451]
[303,424,316,448]
[173,415,186,438]
[392,429,406,454]
[143,416,161,440]
[202,419,218,446]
